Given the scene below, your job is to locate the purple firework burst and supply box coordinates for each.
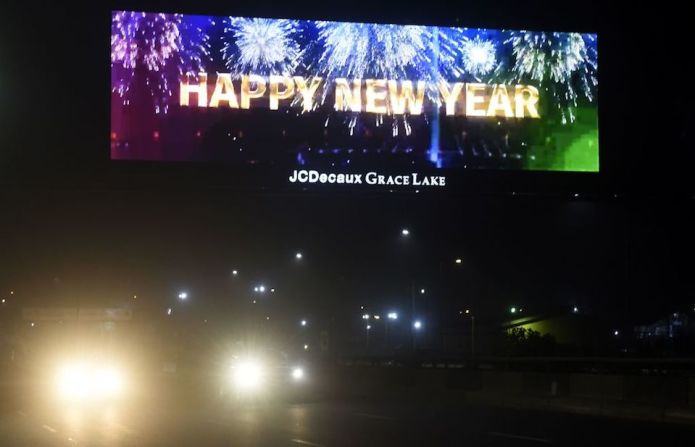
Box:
[111,11,211,113]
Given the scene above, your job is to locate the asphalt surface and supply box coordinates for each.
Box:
[2,385,695,446]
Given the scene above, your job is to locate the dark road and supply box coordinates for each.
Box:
[2,388,695,446]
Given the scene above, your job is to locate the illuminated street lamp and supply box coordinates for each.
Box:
[413,320,422,330]
[387,312,398,320]
[167,308,173,316]
[300,319,307,327]
[374,315,381,320]
[232,270,238,276]
[455,258,463,264]
[178,292,188,300]
[401,228,410,237]
[362,313,370,320]
[573,306,579,313]
[420,288,426,295]
[254,285,266,293]
[613,330,620,336]
[510,307,517,314]
[366,324,372,330]
[295,252,303,260]
[304,344,309,350]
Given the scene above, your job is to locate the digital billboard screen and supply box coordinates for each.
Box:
[111,11,598,189]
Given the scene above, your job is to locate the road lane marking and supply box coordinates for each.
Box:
[488,431,552,444]
[42,424,58,433]
[291,439,326,447]
[354,412,396,421]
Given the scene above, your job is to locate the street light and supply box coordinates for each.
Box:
[413,320,422,330]
[300,319,307,327]
[420,288,426,294]
[401,228,410,237]
[232,270,238,276]
[304,344,309,350]
[387,312,398,320]
[295,252,303,260]
[573,306,579,313]
[366,324,372,330]
[455,258,462,264]
[510,307,517,314]
[178,292,188,300]
[166,308,172,316]
[374,315,381,320]
[255,285,266,293]
[362,313,370,320]
[613,330,620,336]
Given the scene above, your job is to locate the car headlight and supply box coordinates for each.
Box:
[56,363,124,401]
[291,367,305,382]
[231,360,264,391]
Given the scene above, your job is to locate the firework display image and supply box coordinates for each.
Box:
[110,11,599,176]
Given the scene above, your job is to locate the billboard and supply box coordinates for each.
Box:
[111,11,599,189]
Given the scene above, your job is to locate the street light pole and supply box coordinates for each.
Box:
[471,315,475,357]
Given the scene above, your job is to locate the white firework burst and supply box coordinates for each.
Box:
[461,36,496,78]
[223,18,302,75]
[314,22,432,80]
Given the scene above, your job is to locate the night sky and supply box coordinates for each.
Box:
[0,1,692,333]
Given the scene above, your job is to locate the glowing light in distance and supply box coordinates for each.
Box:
[374,315,381,320]
[413,320,422,330]
[362,314,370,320]
[178,292,188,300]
[295,252,303,260]
[304,344,309,350]
[510,307,517,314]
[366,325,372,330]
[301,319,307,327]
[401,228,410,236]
[387,312,398,320]
[455,258,463,264]
[420,288,426,294]
[232,270,238,276]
